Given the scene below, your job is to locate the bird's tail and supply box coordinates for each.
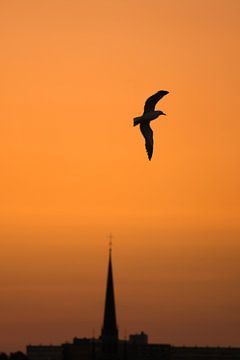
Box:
[133,117,141,126]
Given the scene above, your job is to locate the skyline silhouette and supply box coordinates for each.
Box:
[6,249,240,359]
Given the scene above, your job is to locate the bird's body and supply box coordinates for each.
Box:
[134,110,162,125]
[133,90,169,160]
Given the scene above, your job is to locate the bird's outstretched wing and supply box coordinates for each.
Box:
[140,122,154,160]
[144,90,169,113]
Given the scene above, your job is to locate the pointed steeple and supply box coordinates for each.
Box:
[101,245,118,342]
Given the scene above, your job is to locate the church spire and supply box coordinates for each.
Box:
[101,242,118,344]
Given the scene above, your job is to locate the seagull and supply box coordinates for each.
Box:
[133,90,169,160]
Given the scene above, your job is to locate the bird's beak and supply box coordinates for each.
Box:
[162,112,166,115]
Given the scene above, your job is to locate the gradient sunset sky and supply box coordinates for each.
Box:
[1,0,240,352]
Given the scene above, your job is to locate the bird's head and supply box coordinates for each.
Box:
[159,110,166,116]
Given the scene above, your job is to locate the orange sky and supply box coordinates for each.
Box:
[1,0,240,352]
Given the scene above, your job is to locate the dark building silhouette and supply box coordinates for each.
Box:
[27,346,63,360]
[63,338,95,360]
[129,332,148,345]
[27,247,240,360]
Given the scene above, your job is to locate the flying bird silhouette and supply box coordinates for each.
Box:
[133,90,169,160]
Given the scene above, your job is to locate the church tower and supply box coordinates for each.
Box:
[100,244,118,359]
